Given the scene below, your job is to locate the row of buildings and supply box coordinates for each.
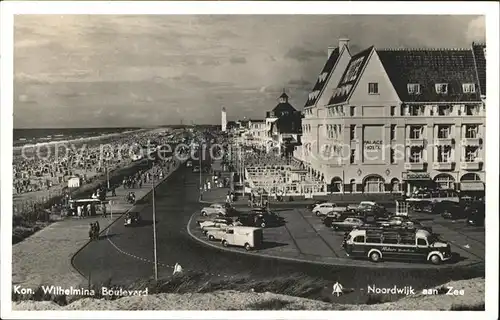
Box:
[228,38,486,195]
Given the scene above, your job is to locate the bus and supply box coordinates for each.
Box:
[342,226,452,265]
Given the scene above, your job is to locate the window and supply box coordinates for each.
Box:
[366,237,381,244]
[350,125,356,140]
[410,146,422,163]
[462,83,476,93]
[226,229,234,234]
[350,106,356,116]
[465,124,478,138]
[410,105,424,116]
[409,125,423,139]
[382,237,399,244]
[465,105,480,116]
[438,105,452,116]
[435,83,448,94]
[390,148,396,164]
[407,83,421,95]
[436,146,452,163]
[368,82,379,94]
[391,106,396,116]
[353,236,365,243]
[465,146,479,162]
[437,125,450,139]
[417,238,428,246]
[350,149,356,164]
[400,237,415,245]
[390,125,396,140]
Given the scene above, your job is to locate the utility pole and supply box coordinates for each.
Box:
[152,178,158,281]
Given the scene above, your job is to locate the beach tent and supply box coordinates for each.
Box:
[67,176,81,188]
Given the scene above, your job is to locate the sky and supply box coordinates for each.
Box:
[14,15,485,128]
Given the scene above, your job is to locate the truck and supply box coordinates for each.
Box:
[220,226,263,251]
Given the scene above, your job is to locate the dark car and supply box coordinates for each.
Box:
[355,204,390,219]
[465,202,485,226]
[306,200,328,211]
[331,217,365,231]
[432,201,465,219]
[238,210,283,228]
[376,215,433,233]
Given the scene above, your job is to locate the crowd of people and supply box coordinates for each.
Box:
[13,129,189,216]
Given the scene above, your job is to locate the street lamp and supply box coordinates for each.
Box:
[152,176,158,281]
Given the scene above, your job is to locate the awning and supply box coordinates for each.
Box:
[460,181,485,191]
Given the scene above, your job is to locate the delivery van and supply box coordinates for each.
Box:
[221,226,263,251]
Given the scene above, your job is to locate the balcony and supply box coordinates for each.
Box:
[461,137,482,147]
[404,162,426,171]
[405,138,425,147]
[432,162,454,170]
[461,161,482,170]
[435,138,454,146]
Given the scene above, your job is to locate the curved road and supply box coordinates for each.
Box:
[73,166,484,304]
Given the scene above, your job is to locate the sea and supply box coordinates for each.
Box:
[13,127,142,148]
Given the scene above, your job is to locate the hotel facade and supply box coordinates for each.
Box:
[296,39,486,195]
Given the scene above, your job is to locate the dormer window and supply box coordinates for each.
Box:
[462,83,476,93]
[435,83,448,94]
[368,82,379,94]
[407,83,421,95]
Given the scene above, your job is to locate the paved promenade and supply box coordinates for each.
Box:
[12,160,182,290]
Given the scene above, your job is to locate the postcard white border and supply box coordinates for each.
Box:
[1,1,498,319]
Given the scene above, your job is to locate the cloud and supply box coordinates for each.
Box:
[466,16,486,42]
[288,78,311,88]
[285,46,325,62]
[13,15,485,128]
[229,56,247,64]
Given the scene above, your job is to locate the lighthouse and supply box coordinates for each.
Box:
[221,107,227,132]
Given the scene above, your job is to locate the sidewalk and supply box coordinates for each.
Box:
[11,160,182,290]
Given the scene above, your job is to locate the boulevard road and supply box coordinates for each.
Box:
[72,166,484,304]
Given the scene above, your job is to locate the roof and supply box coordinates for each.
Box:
[328,46,374,105]
[471,42,486,96]
[270,112,302,134]
[279,92,289,99]
[377,48,481,102]
[272,102,297,114]
[304,47,341,108]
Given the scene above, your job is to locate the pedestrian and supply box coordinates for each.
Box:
[102,202,107,218]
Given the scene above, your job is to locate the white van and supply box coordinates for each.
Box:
[221,226,263,251]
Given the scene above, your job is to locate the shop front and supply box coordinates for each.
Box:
[459,173,485,200]
[402,172,433,196]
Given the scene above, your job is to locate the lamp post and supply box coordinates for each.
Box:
[152,177,158,281]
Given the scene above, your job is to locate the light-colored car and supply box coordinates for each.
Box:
[347,201,377,211]
[313,202,347,217]
[201,203,227,216]
[206,227,229,241]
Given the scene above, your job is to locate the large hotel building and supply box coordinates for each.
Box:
[295,38,486,195]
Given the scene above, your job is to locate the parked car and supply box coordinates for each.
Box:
[313,202,347,217]
[331,217,365,231]
[434,201,466,220]
[200,203,227,216]
[198,217,234,230]
[323,211,360,228]
[346,201,377,212]
[221,226,263,251]
[376,216,432,233]
[306,200,328,211]
[238,210,283,228]
[206,227,229,241]
[465,202,485,226]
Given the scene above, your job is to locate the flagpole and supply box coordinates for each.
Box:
[152,177,158,281]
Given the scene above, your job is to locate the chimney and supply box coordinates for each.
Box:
[339,38,350,51]
[327,46,336,57]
